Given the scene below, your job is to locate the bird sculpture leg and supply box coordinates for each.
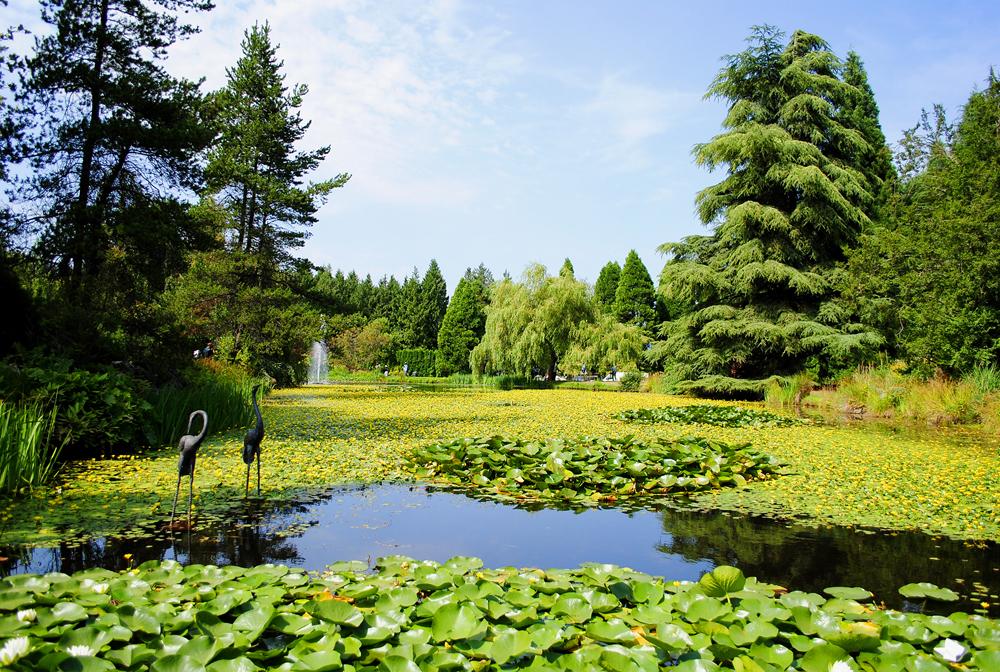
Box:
[256,450,261,496]
[245,462,251,498]
[187,473,194,529]
[170,475,181,526]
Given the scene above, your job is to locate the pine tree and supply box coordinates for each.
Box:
[559,258,575,277]
[436,273,490,375]
[204,23,349,281]
[21,0,213,287]
[613,251,656,329]
[416,259,448,349]
[594,261,621,313]
[656,27,881,397]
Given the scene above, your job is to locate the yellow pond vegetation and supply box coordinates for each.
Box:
[0,385,997,546]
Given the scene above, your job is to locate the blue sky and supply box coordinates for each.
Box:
[9,0,999,291]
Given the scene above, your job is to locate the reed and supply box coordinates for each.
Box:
[146,361,268,448]
[0,400,65,494]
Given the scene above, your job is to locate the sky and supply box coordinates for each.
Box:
[7,0,1000,291]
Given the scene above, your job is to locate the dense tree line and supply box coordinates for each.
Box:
[1,6,995,400]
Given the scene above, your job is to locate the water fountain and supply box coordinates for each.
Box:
[307,341,328,384]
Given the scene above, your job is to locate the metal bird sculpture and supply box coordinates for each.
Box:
[242,385,265,497]
[170,410,208,528]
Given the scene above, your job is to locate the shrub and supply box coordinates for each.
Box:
[619,371,643,392]
[396,348,437,377]
[0,355,150,458]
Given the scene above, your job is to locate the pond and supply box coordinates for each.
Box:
[2,482,996,616]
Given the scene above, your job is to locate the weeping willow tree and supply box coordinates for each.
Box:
[655,27,884,397]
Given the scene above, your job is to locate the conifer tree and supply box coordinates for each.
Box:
[21,0,213,287]
[559,258,575,277]
[417,259,448,349]
[842,51,895,215]
[436,271,490,375]
[594,261,621,314]
[613,250,656,330]
[204,22,349,281]
[656,27,881,396]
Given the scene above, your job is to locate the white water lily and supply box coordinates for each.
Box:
[830,660,854,672]
[15,609,36,623]
[1,637,30,665]
[934,638,967,662]
[66,644,95,657]
[79,578,109,594]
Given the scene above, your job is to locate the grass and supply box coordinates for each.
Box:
[0,400,64,494]
[0,386,997,546]
[145,360,268,449]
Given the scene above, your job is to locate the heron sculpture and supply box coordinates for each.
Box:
[242,384,265,496]
[170,410,208,528]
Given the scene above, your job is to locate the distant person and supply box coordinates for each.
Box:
[402,363,409,376]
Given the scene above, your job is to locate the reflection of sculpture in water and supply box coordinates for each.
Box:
[170,410,208,528]
[242,385,265,496]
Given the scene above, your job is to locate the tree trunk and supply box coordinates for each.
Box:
[72,0,111,286]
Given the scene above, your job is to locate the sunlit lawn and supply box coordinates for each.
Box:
[1,384,998,546]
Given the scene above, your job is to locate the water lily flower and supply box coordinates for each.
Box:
[66,644,95,657]
[1,637,30,665]
[933,638,967,662]
[829,660,854,672]
[16,609,36,623]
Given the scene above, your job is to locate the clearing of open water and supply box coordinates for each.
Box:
[2,482,996,616]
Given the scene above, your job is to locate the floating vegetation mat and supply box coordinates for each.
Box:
[615,405,804,428]
[410,436,782,504]
[0,557,997,671]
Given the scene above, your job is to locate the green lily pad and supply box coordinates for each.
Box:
[898,583,960,601]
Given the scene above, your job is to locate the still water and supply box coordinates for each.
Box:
[2,483,996,615]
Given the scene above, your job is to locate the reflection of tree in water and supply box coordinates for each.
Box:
[0,499,309,576]
[657,508,999,613]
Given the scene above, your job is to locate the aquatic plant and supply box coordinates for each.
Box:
[0,401,64,494]
[615,405,803,428]
[410,435,781,503]
[0,558,996,671]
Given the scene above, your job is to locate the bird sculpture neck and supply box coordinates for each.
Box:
[187,410,208,446]
[252,386,264,435]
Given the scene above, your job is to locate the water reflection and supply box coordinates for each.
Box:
[1,483,996,615]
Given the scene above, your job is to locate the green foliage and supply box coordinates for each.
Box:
[145,360,268,449]
[162,250,321,386]
[594,261,621,313]
[0,400,64,494]
[619,371,643,392]
[844,73,1000,375]
[616,404,803,428]
[613,250,656,330]
[561,314,645,376]
[472,264,593,380]
[416,259,449,350]
[436,274,490,376]
[657,27,884,396]
[396,348,438,377]
[410,434,781,503]
[203,22,349,276]
[0,356,150,458]
[331,317,394,372]
[1,558,996,672]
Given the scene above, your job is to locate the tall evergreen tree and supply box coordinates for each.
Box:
[559,257,575,277]
[613,250,656,329]
[204,22,349,281]
[416,259,448,349]
[21,0,214,288]
[842,51,895,215]
[656,27,881,396]
[594,261,621,314]
[436,272,490,376]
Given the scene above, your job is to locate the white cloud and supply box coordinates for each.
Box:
[167,0,524,209]
[580,74,700,172]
